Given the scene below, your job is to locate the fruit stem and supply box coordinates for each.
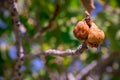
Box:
[85,11,90,17]
[84,11,91,28]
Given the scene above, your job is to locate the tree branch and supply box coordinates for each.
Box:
[106,67,120,76]
[76,61,97,80]
[8,0,25,80]
[24,42,87,59]
[75,52,119,80]
[33,4,60,40]
[81,0,95,14]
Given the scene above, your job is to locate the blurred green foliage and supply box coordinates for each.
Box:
[0,0,120,80]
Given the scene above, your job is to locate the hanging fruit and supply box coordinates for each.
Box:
[73,20,90,41]
[86,22,105,47]
[73,12,105,48]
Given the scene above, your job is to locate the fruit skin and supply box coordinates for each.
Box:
[86,22,105,48]
[73,20,90,41]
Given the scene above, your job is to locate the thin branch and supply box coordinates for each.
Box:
[67,73,75,80]
[8,0,25,80]
[76,61,97,80]
[24,42,87,59]
[33,4,60,40]
[106,67,120,76]
[34,7,40,31]
[75,52,119,80]
[81,0,95,14]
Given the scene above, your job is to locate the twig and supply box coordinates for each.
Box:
[24,42,87,59]
[8,0,25,80]
[106,67,120,76]
[67,73,75,80]
[81,0,95,14]
[84,11,92,28]
[75,52,119,80]
[33,4,60,40]
[33,0,43,31]
[76,61,97,80]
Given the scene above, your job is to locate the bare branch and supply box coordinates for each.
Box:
[24,42,87,59]
[8,0,25,80]
[33,4,60,40]
[106,67,120,76]
[75,52,119,80]
[81,0,95,14]
[68,73,75,80]
[76,61,97,80]
[34,7,40,31]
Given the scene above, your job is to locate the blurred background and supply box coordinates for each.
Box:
[0,0,120,80]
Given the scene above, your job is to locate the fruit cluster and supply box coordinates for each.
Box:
[73,18,105,48]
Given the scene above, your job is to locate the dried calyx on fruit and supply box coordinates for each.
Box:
[73,12,105,48]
